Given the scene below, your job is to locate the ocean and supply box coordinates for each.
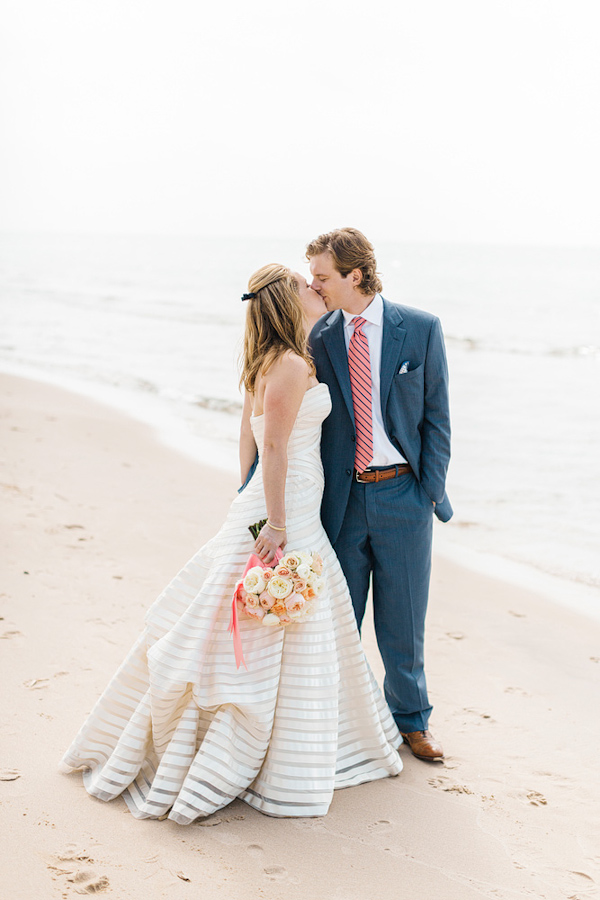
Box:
[1,233,599,614]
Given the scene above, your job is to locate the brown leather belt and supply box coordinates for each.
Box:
[355,464,412,484]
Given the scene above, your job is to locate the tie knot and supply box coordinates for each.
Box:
[352,316,367,333]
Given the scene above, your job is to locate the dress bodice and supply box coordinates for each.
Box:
[250,383,331,470]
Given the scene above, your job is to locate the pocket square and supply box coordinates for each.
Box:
[398,361,410,374]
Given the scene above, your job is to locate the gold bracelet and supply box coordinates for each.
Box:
[266,519,286,532]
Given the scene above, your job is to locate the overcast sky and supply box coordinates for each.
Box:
[1,0,599,245]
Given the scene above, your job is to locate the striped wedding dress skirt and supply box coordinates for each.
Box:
[61,383,402,822]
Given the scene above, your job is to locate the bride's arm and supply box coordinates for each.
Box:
[253,353,309,564]
[239,389,258,484]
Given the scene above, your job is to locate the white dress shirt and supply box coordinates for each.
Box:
[342,294,407,467]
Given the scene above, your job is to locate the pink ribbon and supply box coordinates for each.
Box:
[229,548,283,670]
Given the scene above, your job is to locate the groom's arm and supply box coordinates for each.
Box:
[419,317,451,505]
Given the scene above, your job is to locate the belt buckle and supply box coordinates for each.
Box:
[355,469,370,483]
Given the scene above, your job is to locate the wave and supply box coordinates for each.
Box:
[446,335,600,359]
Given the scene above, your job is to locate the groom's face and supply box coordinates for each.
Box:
[309,252,357,311]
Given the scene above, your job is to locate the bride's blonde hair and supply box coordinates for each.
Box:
[240,264,315,394]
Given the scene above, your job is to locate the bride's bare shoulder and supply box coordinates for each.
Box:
[270,350,311,380]
[253,352,311,415]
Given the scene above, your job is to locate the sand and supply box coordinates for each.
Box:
[1,373,599,900]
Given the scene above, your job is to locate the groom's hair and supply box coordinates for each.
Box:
[306,228,382,296]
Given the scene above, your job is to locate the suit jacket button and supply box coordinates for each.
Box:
[346,469,352,476]
[351,435,356,442]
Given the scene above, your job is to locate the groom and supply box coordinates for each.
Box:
[307,228,452,762]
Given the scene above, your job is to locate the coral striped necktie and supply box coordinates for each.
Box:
[348,316,373,473]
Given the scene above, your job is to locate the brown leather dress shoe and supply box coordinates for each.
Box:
[400,730,444,761]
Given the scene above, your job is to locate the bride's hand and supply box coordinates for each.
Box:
[254,523,287,565]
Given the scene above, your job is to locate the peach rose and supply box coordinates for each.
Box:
[280,553,301,570]
[245,593,260,609]
[274,565,292,578]
[272,601,287,617]
[285,593,306,614]
[259,591,273,610]
[311,553,324,575]
[278,614,293,625]
[245,605,265,620]
[291,575,307,592]
[263,568,274,581]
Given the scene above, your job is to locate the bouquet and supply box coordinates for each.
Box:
[228,528,325,669]
[238,550,324,627]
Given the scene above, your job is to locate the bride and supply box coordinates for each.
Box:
[61,264,403,822]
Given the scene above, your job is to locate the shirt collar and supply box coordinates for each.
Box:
[342,293,383,328]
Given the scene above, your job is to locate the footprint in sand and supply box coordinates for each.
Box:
[443,784,474,795]
[71,873,110,894]
[56,843,93,862]
[504,686,531,697]
[197,815,223,827]
[367,820,393,834]
[463,707,496,723]
[263,865,289,883]
[23,678,49,690]
[526,790,547,806]
[568,869,595,884]
[47,845,110,896]
[246,844,264,859]
[0,768,21,781]
[213,830,242,846]
[429,777,474,795]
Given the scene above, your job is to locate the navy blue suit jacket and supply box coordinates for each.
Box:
[309,298,453,545]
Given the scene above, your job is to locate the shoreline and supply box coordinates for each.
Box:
[2,361,598,620]
[2,371,600,898]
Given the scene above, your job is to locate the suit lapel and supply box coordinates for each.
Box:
[321,310,355,423]
[380,298,407,412]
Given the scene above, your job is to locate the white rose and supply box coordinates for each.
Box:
[306,573,325,593]
[262,613,281,627]
[295,563,311,581]
[243,567,266,595]
[296,552,313,566]
[267,576,294,600]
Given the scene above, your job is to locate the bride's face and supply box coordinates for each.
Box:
[295,273,327,327]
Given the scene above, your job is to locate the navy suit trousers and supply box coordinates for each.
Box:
[332,472,434,733]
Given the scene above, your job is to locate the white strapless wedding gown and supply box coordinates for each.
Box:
[61,383,402,822]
